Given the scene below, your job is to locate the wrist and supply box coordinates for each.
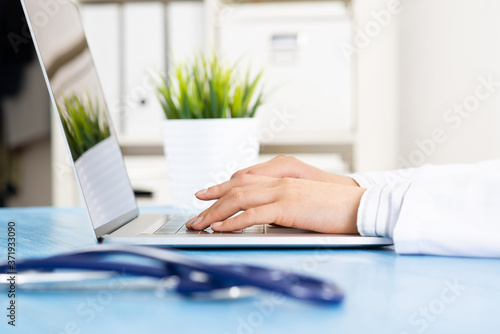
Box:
[346,187,365,234]
[327,174,360,187]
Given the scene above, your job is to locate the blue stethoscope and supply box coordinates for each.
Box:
[0,244,344,304]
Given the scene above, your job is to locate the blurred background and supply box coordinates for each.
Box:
[1,0,500,207]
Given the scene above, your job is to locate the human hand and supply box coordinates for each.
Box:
[232,155,359,186]
[186,174,365,234]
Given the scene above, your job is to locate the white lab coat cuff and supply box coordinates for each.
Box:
[356,185,383,237]
[357,184,395,238]
[356,182,411,239]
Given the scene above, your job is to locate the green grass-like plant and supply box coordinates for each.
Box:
[154,54,264,119]
[57,94,111,161]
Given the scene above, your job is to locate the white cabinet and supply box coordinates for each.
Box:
[81,2,166,139]
[217,2,352,145]
[81,1,205,142]
[80,4,121,130]
[121,2,166,138]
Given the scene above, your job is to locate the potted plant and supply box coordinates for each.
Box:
[153,54,265,209]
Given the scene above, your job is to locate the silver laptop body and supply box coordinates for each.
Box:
[20,0,392,248]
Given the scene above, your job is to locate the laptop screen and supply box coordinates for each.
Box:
[21,0,138,237]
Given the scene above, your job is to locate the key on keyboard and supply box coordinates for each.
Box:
[154,215,195,235]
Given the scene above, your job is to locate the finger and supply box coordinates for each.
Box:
[231,156,287,176]
[231,155,299,179]
[210,204,279,231]
[189,186,279,230]
[189,178,277,229]
[195,174,272,200]
[194,180,235,200]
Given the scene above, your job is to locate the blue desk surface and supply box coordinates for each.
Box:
[1,207,499,334]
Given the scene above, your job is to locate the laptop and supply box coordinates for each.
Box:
[20,0,392,248]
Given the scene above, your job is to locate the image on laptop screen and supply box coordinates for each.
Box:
[21,0,138,232]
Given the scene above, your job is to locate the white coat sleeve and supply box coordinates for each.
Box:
[347,167,421,188]
[349,160,500,257]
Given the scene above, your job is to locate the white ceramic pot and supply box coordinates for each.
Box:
[74,137,137,228]
[163,118,260,209]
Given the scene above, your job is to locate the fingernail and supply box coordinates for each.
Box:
[195,189,208,196]
[186,217,196,228]
[191,216,204,227]
[211,221,223,228]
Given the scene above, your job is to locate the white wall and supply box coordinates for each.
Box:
[353,0,500,171]
[398,0,500,167]
[352,0,400,172]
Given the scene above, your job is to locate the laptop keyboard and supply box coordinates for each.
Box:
[153,215,314,235]
[153,215,193,235]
